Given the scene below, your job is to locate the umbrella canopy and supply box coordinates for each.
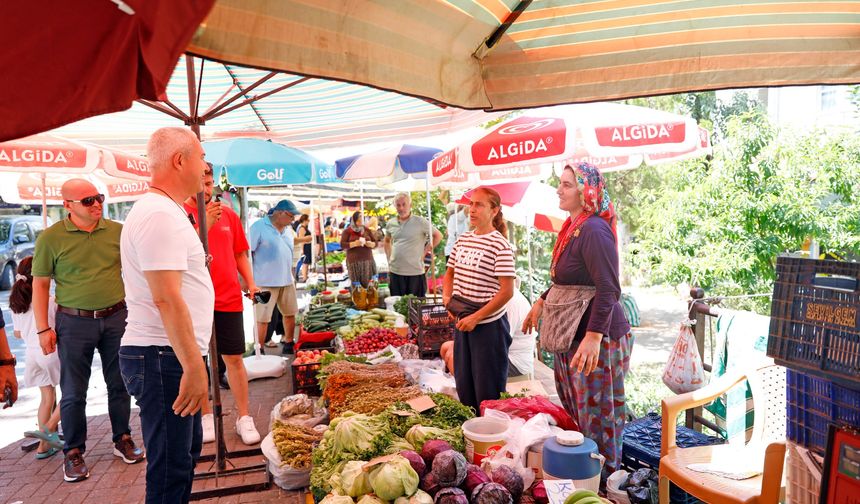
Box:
[0,1,215,142]
[431,103,708,186]
[202,138,337,187]
[456,181,565,233]
[188,1,860,111]
[0,134,150,205]
[47,56,501,153]
[335,144,443,187]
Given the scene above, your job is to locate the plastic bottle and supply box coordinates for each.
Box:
[367,275,379,308]
[351,281,367,310]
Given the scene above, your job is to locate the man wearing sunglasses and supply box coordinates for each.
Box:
[32,178,144,483]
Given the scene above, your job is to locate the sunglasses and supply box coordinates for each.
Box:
[65,193,105,207]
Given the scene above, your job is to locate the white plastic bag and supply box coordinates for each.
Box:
[398,359,445,384]
[480,409,555,490]
[417,368,458,399]
[606,470,631,504]
[261,432,312,490]
[662,323,705,394]
[269,394,328,431]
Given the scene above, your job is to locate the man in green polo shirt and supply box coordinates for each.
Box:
[32,178,144,483]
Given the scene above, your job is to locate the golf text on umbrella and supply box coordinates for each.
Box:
[472,117,565,165]
[257,168,285,182]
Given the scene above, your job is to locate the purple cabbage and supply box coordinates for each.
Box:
[431,450,467,488]
[420,440,453,467]
[421,472,442,497]
[401,450,427,477]
[434,487,468,504]
[531,481,548,504]
[462,464,490,495]
[471,482,513,504]
[490,465,524,501]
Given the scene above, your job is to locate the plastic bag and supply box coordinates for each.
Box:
[270,394,328,431]
[398,359,446,384]
[417,368,458,399]
[480,409,556,491]
[606,470,631,504]
[661,323,705,394]
[262,432,312,490]
[479,396,578,432]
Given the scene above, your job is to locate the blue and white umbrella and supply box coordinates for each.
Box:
[335,144,442,190]
[203,138,337,187]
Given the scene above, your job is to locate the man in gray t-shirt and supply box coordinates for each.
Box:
[384,193,442,297]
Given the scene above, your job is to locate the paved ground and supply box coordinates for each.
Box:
[0,285,690,503]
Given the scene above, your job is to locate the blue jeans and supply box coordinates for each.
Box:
[56,308,131,453]
[119,346,202,504]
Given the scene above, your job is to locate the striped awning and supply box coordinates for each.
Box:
[52,56,500,154]
[188,0,860,111]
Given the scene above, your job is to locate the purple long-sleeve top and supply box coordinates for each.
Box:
[541,215,630,341]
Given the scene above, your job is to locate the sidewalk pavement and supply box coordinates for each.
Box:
[0,345,303,503]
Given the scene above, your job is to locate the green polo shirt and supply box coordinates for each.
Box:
[32,217,124,310]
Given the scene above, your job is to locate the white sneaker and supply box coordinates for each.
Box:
[201,413,215,444]
[236,415,261,445]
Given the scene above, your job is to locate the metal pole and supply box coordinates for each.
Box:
[240,187,249,236]
[425,176,435,296]
[40,173,47,228]
[526,215,534,303]
[360,181,365,215]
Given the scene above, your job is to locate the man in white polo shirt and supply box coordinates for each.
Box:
[119,127,214,504]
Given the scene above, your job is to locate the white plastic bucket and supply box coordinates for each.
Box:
[462,416,509,464]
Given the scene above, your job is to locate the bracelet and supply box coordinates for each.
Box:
[0,356,16,367]
[36,327,52,335]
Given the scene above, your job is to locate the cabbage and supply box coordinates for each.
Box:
[400,450,427,477]
[386,437,417,454]
[320,494,355,504]
[420,472,441,496]
[420,440,453,466]
[329,413,392,458]
[532,481,548,504]
[336,461,373,497]
[430,450,467,488]
[433,487,468,504]
[462,464,490,494]
[406,425,464,453]
[357,495,387,504]
[370,454,420,501]
[490,465,524,501]
[471,482,513,504]
[394,489,434,504]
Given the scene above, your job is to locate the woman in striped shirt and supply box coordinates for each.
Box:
[442,187,516,412]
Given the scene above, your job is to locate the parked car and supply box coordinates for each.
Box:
[0,215,50,290]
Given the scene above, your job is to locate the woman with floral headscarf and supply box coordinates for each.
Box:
[522,163,632,479]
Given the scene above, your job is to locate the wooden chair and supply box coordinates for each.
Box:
[659,361,787,504]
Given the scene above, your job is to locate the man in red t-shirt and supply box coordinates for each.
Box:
[183,165,262,445]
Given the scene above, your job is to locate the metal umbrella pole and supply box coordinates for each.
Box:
[424,176,437,296]
[182,58,269,501]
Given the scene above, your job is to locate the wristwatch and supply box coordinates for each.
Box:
[0,357,16,367]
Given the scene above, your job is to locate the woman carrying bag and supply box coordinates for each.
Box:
[340,211,377,287]
[522,163,632,477]
[443,187,515,412]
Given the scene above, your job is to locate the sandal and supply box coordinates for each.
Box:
[35,447,59,459]
[24,424,63,450]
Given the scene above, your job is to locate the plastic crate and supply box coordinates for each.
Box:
[767,257,860,389]
[409,323,454,358]
[786,440,823,504]
[407,297,451,330]
[289,347,334,396]
[621,413,725,504]
[786,368,860,455]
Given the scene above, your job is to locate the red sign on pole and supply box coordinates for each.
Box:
[430,148,458,178]
[594,121,687,148]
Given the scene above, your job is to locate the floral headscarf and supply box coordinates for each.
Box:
[551,162,617,276]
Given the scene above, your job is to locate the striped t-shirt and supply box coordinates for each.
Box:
[448,230,516,324]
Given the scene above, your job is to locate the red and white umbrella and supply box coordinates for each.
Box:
[456,181,566,234]
[0,134,151,219]
[431,103,709,186]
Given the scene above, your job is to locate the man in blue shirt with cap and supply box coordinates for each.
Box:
[249,200,308,354]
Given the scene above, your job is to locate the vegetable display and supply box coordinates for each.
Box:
[395,489,435,504]
[344,328,410,355]
[471,482,513,504]
[400,450,427,477]
[330,461,373,498]
[434,487,468,504]
[489,466,524,502]
[394,294,417,317]
[462,465,491,495]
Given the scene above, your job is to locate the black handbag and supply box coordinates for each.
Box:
[446,295,487,319]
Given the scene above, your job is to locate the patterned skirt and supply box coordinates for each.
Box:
[553,332,634,475]
[346,259,377,287]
